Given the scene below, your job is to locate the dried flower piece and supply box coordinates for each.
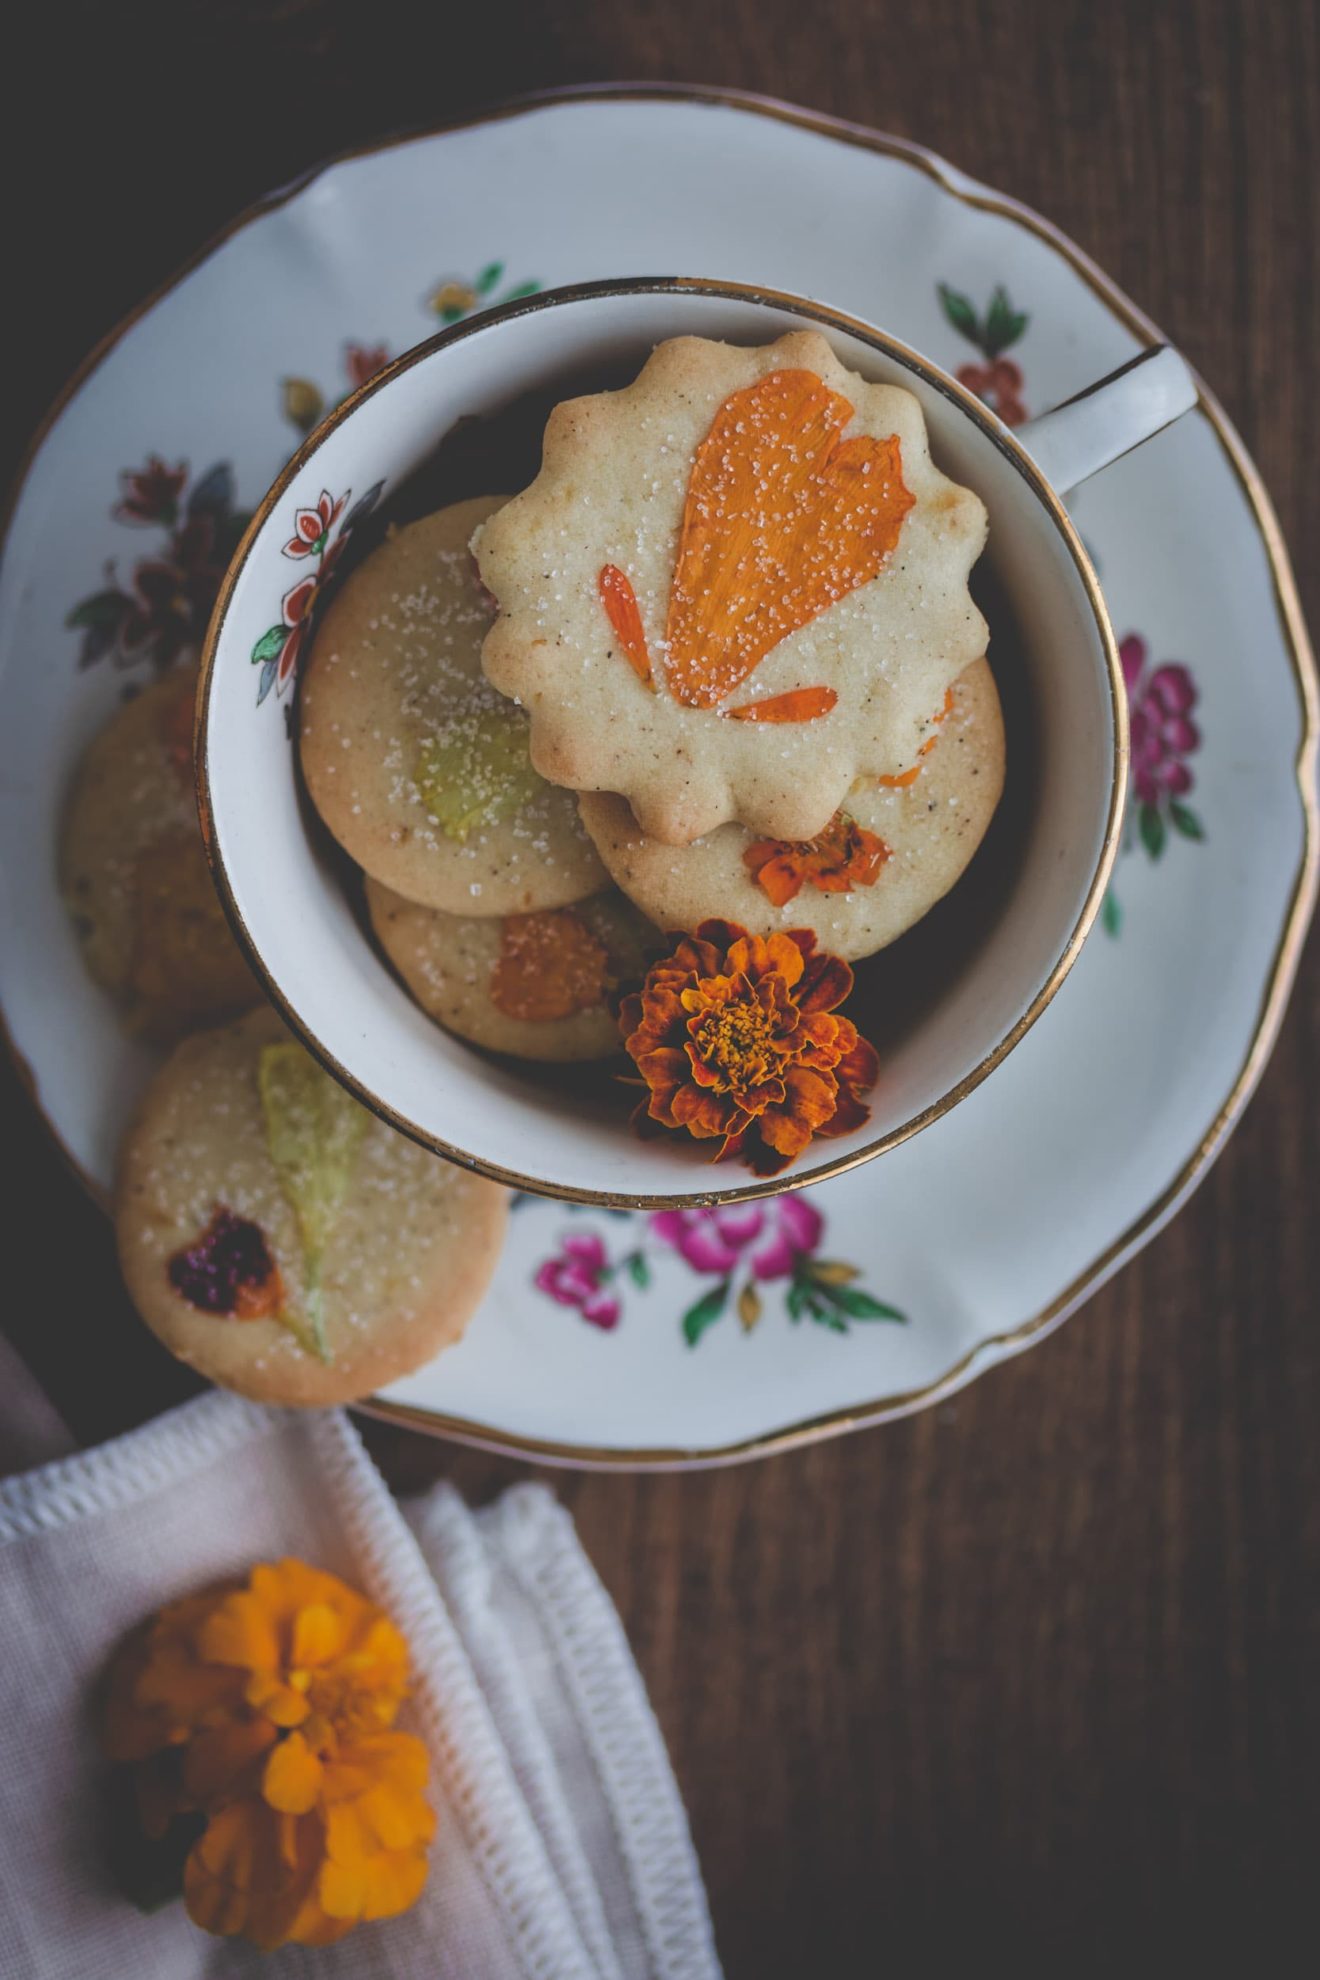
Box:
[489,909,612,1022]
[257,1044,367,1361]
[743,810,890,907]
[167,1208,284,1319]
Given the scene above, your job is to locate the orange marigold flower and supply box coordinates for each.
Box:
[619,919,879,1175]
[742,810,890,908]
[102,1558,432,1951]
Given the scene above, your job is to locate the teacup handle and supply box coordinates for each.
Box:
[1015,345,1199,496]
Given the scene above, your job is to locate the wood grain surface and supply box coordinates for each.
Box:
[3,2,1318,1968]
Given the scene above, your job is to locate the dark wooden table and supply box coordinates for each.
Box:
[5,3,1318,1968]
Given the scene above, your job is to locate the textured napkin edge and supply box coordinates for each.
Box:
[483,1486,723,1980]
[407,1484,628,1980]
[0,1390,274,1545]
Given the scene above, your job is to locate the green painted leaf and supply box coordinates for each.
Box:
[66,588,130,630]
[1101,890,1123,938]
[828,1284,907,1323]
[937,283,980,345]
[1169,800,1205,842]
[475,261,505,294]
[258,1043,367,1360]
[415,704,544,840]
[786,1279,808,1323]
[1139,802,1166,860]
[983,285,1028,357]
[626,1252,650,1289]
[682,1280,730,1347]
[500,280,541,302]
[251,624,287,666]
[810,1308,850,1334]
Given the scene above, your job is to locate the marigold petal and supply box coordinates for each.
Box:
[292,1602,343,1670]
[198,1589,280,1672]
[796,951,854,1014]
[183,1714,278,1805]
[670,1084,735,1138]
[815,1084,872,1137]
[263,1730,324,1815]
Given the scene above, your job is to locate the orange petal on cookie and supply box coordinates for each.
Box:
[876,685,958,786]
[743,811,889,906]
[489,909,612,1023]
[663,370,915,710]
[726,688,838,724]
[598,565,653,689]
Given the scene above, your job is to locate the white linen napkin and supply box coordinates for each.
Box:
[0,1378,721,1980]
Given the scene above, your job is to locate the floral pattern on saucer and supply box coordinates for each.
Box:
[529,1192,906,1346]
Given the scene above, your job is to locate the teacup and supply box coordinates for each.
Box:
[197,277,1196,1206]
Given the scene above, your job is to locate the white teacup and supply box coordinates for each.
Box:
[198,278,1196,1206]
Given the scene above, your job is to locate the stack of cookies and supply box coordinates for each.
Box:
[299,330,1005,1077]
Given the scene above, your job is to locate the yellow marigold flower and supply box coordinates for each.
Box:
[102,1558,432,1951]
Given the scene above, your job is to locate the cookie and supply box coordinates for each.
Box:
[116,1006,507,1406]
[366,879,658,1062]
[60,664,260,1038]
[475,330,988,846]
[300,496,607,914]
[577,657,1004,962]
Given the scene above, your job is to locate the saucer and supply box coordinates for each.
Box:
[1,87,1313,1466]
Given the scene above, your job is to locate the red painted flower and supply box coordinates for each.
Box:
[1120,634,1200,807]
[344,343,390,390]
[273,534,347,692]
[534,1233,619,1330]
[283,490,346,561]
[119,514,227,669]
[115,456,188,527]
[956,357,1028,427]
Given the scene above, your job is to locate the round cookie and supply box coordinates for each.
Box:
[116,1006,507,1406]
[300,496,607,914]
[59,664,260,1039]
[577,658,1005,962]
[475,330,989,846]
[366,879,658,1063]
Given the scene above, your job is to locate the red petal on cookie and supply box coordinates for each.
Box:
[598,565,654,688]
[726,688,838,724]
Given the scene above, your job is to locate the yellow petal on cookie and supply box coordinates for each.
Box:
[663,369,915,710]
[257,1044,368,1362]
[414,704,544,843]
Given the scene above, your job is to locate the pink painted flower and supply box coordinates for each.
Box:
[650,1194,824,1282]
[534,1232,620,1330]
[344,343,390,389]
[1120,635,1200,807]
[283,489,346,560]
